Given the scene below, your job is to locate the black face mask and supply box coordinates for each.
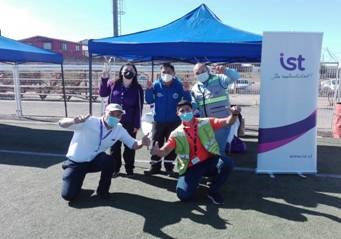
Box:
[123,71,135,79]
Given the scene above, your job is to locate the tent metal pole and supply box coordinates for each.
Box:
[89,53,93,115]
[151,59,154,82]
[13,63,23,117]
[61,63,68,117]
[333,62,340,103]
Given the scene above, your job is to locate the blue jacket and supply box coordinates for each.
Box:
[145,78,191,123]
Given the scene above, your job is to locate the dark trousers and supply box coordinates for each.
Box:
[150,121,180,171]
[176,156,235,201]
[61,152,115,201]
[111,123,136,174]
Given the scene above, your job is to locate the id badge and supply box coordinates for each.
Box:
[191,157,200,165]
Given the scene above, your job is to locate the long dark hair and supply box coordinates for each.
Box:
[116,63,139,87]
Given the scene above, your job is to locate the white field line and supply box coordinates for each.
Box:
[1,149,341,179]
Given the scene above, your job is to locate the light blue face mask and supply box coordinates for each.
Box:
[106,116,120,127]
[196,71,209,83]
[179,112,194,122]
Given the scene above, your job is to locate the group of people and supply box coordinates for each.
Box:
[59,61,242,205]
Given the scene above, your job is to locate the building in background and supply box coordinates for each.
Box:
[79,39,89,57]
[20,36,87,61]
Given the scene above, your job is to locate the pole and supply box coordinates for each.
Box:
[61,63,68,117]
[151,59,154,82]
[13,63,23,117]
[113,0,118,36]
[89,53,93,115]
[333,62,340,103]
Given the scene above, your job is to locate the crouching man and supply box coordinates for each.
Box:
[59,103,150,201]
[151,100,239,205]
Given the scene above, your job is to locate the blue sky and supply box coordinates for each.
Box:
[1,0,340,59]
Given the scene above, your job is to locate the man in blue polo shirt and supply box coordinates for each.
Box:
[144,63,191,175]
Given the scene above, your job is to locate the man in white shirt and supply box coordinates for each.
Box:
[59,103,150,201]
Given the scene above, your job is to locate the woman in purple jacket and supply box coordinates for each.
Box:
[99,63,144,176]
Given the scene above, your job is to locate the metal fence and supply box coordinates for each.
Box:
[0,62,339,133]
[0,62,339,101]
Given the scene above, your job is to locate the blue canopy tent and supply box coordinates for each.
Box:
[87,4,262,113]
[0,35,68,116]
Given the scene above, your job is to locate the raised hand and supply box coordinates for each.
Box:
[183,81,191,91]
[74,114,90,124]
[146,79,153,89]
[101,56,113,79]
[230,105,241,115]
[214,65,226,74]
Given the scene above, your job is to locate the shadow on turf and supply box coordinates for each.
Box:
[225,172,341,223]
[69,170,341,238]
[0,123,71,168]
[71,191,229,239]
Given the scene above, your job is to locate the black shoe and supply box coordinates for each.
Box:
[125,170,134,177]
[207,192,224,205]
[112,171,120,178]
[144,168,161,175]
[165,169,178,178]
[202,177,214,186]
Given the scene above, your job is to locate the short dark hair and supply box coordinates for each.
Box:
[177,99,192,109]
[161,62,175,72]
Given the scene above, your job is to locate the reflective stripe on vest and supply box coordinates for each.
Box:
[172,118,220,175]
[198,95,228,106]
[194,75,229,107]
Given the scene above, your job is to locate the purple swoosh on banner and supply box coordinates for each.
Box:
[258,133,304,153]
[258,110,316,153]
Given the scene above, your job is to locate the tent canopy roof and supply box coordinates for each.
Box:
[0,35,63,64]
[89,4,262,63]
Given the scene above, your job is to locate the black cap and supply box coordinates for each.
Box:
[177,99,192,109]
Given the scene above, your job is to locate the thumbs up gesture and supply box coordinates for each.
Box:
[146,79,153,89]
[183,81,190,91]
[141,132,151,148]
[74,114,91,124]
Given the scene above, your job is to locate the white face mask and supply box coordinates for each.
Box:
[161,74,173,83]
[196,71,209,83]
[123,78,132,87]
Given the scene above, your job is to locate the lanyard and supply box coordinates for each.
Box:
[184,123,198,156]
[96,119,112,152]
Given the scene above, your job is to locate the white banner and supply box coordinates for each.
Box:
[257,32,323,174]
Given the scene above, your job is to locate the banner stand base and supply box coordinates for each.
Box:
[297,173,307,178]
[256,170,317,179]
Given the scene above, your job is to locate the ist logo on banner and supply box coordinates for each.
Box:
[280,53,305,71]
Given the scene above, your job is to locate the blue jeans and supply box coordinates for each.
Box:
[176,156,234,201]
[215,127,231,156]
[61,152,115,201]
